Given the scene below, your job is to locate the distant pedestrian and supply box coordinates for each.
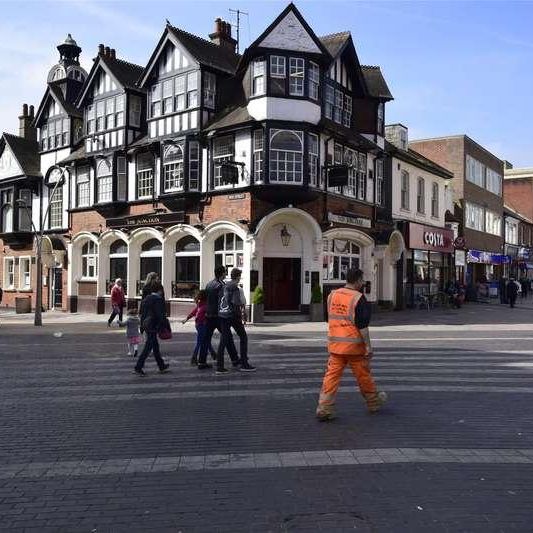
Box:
[108,279,125,327]
[125,307,142,358]
[182,290,217,366]
[316,268,387,421]
[134,289,170,376]
[521,277,529,299]
[507,278,519,308]
[218,268,256,373]
[197,265,228,371]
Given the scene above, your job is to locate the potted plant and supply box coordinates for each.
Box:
[309,284,324,322]
[251,286,264,323]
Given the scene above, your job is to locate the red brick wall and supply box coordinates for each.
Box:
[200,193,252,225]
[504,179,533,220]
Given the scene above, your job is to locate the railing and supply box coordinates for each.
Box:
[136,280,145,296]
[171,281,198,299]
[106,279,128,295]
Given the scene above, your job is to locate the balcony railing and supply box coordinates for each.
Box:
[171,281,199,299]
[106,279,128,295]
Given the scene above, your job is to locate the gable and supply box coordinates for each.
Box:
[0,144,23,180]
[77,60,122,107]
[258,10,322,53]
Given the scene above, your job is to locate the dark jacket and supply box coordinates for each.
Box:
[219,279,243,319]
[140,293,166,333]
[507,280,519,298]
[141,282,165,301]
[205,278,224,318]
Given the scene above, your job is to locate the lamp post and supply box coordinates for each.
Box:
[16,165,67,326]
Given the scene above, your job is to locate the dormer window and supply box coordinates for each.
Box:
[252,58,266,96]
[289,58,305,96]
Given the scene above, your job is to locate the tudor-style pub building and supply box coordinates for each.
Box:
[1,3,424,318]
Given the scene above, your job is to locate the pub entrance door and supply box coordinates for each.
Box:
[263,258,301,311]
[50,268,63,310]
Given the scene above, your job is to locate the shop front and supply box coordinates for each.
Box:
[466,249,510,299]
[404,222,454,307]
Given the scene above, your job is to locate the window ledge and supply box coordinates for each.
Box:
[78,278,97,283]
[18,288,33,293]
[399,207,410,213]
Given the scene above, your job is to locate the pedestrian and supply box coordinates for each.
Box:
[134,287,170,376]
[125,306,141,358]
[507,277,519,308]
[182,289,217,366]
[218,267,256,373]
[197,265,228,371]
[316,268,387,421]
[107,278,125,327]
[521,277,529,299]
[142,272,165,300]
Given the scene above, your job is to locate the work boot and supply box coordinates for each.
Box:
[316,405,336,421]
[365,391,388,414]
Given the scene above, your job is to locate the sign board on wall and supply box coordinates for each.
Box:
[455,250,466,267]
[408,222,454,253]
[107,212,185,229]
[328,212,372,229]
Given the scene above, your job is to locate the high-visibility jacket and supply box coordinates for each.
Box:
[327,287,366,356]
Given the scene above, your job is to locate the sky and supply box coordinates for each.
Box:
[1,0,532,166]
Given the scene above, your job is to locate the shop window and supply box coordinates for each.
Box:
[214,233,244,271]
[163,144,184,192]
[82,241,98,279]
[174,235,200,299]
[96,159,113,203]
[322,239,360,281]
[269,129,303,183]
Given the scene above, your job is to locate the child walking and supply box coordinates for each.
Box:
[125,307,142,357]
[182,290,217,367]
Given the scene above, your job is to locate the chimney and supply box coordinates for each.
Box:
[209,17,237,53]
[98,43,105,56]
[110,48,116,59]
[104,46,110,57]
[385,124,408,151]
[18,103,37,142]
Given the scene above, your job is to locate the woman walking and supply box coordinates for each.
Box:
[108,279,125,326]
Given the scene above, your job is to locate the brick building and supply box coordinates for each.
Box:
[1,3,404,318]
[410,135,505,297]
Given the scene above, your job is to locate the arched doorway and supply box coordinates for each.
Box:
[140,238,162,294]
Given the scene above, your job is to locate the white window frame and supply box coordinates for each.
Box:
[96,159,113,204]
[431,182,439,218]
[214,233,244,271]
[322,239,361,281]
[289,57,305,96]
[81,240,98,280]
[325,84,334,119]
[252,58,266,96]
[49,184,63,229]
[376,159,384,205]
[465,201,484,232]
[417,177,425,214]
[308,62,319,100]
[136,153,154,199]
[308,133,319,187]
[3,257,15,289]
[401,170,410,210]
[253,130,264,183]
[187,72,198,109]
[213,135,235,188]
[76,166,90,207]
[270,56,286,78]
[19,256,31,290]
[189,141,200,191]
[163,144,184,192]
[269,129,303,184]
[357,152,367,201]
[485,210,502,236]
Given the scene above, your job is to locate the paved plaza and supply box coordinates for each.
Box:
[1,303,533,532]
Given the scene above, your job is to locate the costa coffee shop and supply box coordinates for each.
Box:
[403,222,454,306]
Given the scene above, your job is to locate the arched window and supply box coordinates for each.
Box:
[81,240,98,279]
[109,239,128,293]
[269,130,303,183]
[139,238,162,294]
[96,159,112,203]
[322,239,360,281]
[214,233,243,271]
[163,144,184,192]
[141,239,162,252]
[173,235,200,299]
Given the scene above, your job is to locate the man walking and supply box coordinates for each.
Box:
[218,268,256,373]
[108,278,125,326]
[198,265,228,370]
[316,268,386,421]
[507,277,519,308]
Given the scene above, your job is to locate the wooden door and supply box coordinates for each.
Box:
[263,258,301,311]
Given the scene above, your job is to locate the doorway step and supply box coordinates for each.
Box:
[263,312,310,323]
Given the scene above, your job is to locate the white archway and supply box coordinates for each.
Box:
[69,231,100,297]
[99,229,129,296]
[128,228,164,298]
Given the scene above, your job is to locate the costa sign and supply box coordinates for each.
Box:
[408,222,454,253]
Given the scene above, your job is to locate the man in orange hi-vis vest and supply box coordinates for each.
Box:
[316,268,387,421]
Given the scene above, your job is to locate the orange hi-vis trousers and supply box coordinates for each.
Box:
[317,353,377,413]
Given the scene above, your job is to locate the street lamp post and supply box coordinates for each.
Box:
[16,165,67,326]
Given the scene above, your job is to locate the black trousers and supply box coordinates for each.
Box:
[509,294,517,308]
[198,317,223,365]
[135,332,165,371]
[218,316,247,370]
[108,305,123,325]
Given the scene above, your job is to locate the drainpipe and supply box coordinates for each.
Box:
[322,136,334,225]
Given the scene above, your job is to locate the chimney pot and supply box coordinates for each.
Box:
[98,43,105,55]
[215,17,222,34]
[104,46,110,57]
[110,48,116,59]
[22,103,28,117]
[29,105,34,118]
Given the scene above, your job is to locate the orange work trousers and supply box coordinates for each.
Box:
[318,353,377,411]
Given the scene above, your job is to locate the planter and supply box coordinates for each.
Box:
[309,302,324,322]
[251,303,264,323]
[15,297,31,314]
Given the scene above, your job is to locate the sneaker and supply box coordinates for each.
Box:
[190,356,198,366]
[366,391,388,413]
[198,363,213,370]
[133,369,146,377]
[239,363,256,372]
[216,368,230,375]
[316,409,335,422]
[159,364,171,374]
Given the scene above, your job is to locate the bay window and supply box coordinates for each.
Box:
[18,189,32,231]
[289,58,305,96]
[187,72,198,108]
[357,153,367,200]
[308,62,319,100]
[252,58,266,96]
[308,133,319,187]
[270,55,286,95]
[163,144,184,192]
[269,129,303,183]
[136,153,154,198]
[343,95,352,128]
[105,98,115,129]
[253,130,264,182]
[213,135,235,188]
[325,84,334,119]
[150,83,161,117]
[0,189,13,232]
[334,89,343,123]
[96,101,105,131]
[344,147,357,197]
[129,95,141,127]
[175,75,186,111]
[163,79,173,114]
[96,159,113,203]
[189,141,200,191]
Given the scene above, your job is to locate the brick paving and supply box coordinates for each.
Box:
[1,304,533,531]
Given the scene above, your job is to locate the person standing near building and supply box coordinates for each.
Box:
[197,266,227,370]
[316,268,387,421]
[108,279,125,327]
[506,278,519,308]
[218,268,256,373]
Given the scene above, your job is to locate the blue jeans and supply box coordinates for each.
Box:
[193,323,217,360]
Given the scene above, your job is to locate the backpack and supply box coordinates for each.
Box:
[219,284,238,318]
